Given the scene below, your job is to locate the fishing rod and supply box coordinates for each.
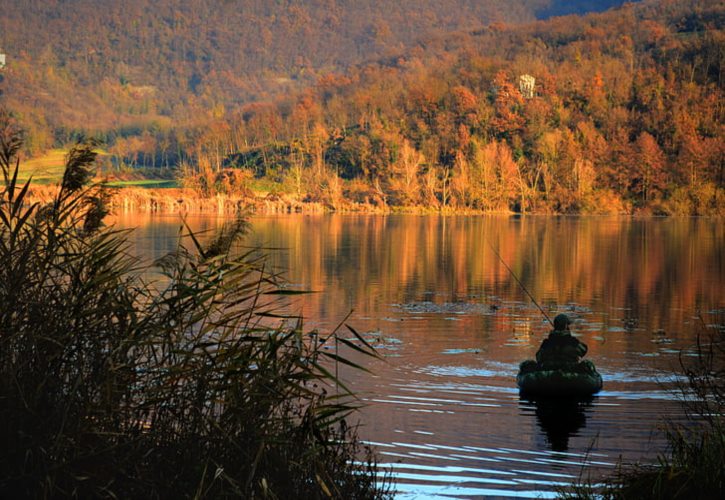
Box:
[486,238,554,328]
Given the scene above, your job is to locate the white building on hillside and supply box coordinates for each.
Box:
[519,74,535,99]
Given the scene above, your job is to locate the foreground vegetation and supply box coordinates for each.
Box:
[560,323,725,499]
[0,115,390,498]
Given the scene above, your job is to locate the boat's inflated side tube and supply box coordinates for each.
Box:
[517,360,603,397]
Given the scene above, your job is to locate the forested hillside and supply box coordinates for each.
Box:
[0,0,535,147]
[2,0,721,215]
[0,0,629,151]
[186,0,722,214]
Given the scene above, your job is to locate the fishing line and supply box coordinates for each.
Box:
[485,237,554,328]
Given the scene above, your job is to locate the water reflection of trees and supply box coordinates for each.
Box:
[247,215,722,350]
[121,213,723,351]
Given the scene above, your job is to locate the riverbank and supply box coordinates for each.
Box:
[24,184,725,216]
[25,185,512,215]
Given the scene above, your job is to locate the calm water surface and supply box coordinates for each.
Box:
[116,213,724,499]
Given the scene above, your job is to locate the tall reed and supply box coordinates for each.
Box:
[0,113,390,498]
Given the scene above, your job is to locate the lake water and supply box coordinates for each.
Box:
[116,213,724,499]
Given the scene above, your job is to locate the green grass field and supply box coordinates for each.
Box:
[18,150,179,189]
[18,149,68,184]
[103,179,180,189]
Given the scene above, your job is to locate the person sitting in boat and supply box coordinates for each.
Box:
[517,313,602,396]
[535,314,594,373]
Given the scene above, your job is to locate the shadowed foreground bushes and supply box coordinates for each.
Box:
[0,116,390,498]
[559,323,725,499]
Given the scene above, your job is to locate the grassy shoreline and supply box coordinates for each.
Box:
[31,185,725,216]
[18,151,723,216]
[25,184,522,215]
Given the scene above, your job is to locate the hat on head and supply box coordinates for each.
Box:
[553,313,571,330]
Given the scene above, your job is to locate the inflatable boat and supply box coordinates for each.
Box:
[516,360,603,397]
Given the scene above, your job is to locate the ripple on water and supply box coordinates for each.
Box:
[441,348,483,355]
[421,364,518,379]
[356,366,671,498]
[368,395,642,497]
[358,349,683,497]
[369,438,615,499]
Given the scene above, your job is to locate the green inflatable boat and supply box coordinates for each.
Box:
[517,360,603,397]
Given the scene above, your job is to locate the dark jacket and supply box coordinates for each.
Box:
[535,329,588,369]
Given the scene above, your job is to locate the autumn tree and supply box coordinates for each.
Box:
[634,131,667,205]
[490,71,526,141]
[389,139,424,205]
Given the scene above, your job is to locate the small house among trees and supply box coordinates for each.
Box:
[519,74,535,98]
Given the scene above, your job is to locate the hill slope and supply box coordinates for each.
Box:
[0,0,631,149]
